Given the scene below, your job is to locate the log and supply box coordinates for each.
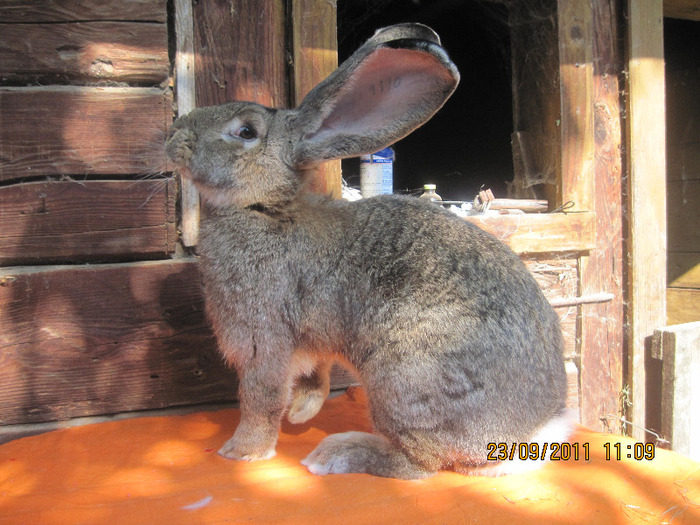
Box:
[0,179,177,265]
[465,211,596,254]
[0,260,356,425]
[0,86,172,181]
[0,0,167,23]
[193,0,287,108]
[0,22,168,85]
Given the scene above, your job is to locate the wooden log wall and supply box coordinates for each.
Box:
[1,0,597,431]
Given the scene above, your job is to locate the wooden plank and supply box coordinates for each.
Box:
[667,288,700,325]
[652,322,700,462]
[0,0,167,23]
[577,0,626,433]
[291,0,341,198]
[558,0,595,210]
[193,0,287,108]
[0,260,356,425]
[626,0,668,440]
[0,86,172,181]
[174,0,200,247]
[0,22,168,85]
[465,211,596,254]
[0,260,229,425]
[0,179,176,265]
[664,0,700,20]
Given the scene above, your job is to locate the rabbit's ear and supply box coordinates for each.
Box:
[291,23,459,167]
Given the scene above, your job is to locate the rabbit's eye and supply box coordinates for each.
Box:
[235,125,257,140]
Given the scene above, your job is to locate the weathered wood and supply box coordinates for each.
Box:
[577,0,625,433]
[664,0,700,20]
[668,252,700,288]
[0,260,357,425]
[558,0,594,210]
[652,322,700,461]
[193,0,287,108]
[0,179,176,265]
[0,260,228,425]
[0,86,172,181]
[667,288,700,325]
[291,0,341,199]
[0,22,168,86]
[174,0,200,247]
[466,211,596,254]
[626,0,668,440]
[0,0,167,23]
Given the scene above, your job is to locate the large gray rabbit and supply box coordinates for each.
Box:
[166,23,570,479]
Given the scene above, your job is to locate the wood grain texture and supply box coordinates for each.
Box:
[193,0,287,108]
[0,260,358,425]
[466,212,596,254]
[626,0,668,439]
[652,322,700,461]
[0,0,167,22]
[174,0,200,247]
[0,86,172,181]
[291,0,341,198]
[667,288,700,324]
[578,0,625,432]
[0,179,177,265]
[0,22,168,85]
[664,0,700,20]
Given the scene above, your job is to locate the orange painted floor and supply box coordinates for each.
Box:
[1,387,698,525]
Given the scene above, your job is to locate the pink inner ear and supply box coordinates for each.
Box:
[317,48,454,137]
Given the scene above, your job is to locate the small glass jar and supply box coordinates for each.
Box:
[419,184,442,203]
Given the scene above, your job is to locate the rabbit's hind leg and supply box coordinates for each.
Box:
[301,431,435,479]
[287,358,332,424]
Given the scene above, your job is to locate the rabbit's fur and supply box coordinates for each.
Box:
[166,24,569,479]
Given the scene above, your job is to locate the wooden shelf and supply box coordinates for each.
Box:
[465,211,596,255]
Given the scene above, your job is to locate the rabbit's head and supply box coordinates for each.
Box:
[166,23,459,208]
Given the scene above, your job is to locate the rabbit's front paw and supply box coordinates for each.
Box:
[218,433,277,461]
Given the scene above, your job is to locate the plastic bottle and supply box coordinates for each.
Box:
[360,147,394,197]
[419,184,442,203]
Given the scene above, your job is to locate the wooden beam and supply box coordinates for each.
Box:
[0,22,168,86]
[466,211,596,255]
[0,0,167,23]
[626,0,668,440]
[174,0,199,247]
[664,0,700,20]
[290,0,341,198]
[0,179,176,265]
[0,260,356,425]
[652,322,700,461]
[0,86,172,181]
[572,0,626,433]
[192,0,287,108]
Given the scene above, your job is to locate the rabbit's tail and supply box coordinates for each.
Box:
[302,431,436,479]
[470,409,577,477]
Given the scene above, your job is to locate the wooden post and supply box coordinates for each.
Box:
[626,0,667,440]
[652,322,700,461]
[174,0,199,247]
[290,0,341,198]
